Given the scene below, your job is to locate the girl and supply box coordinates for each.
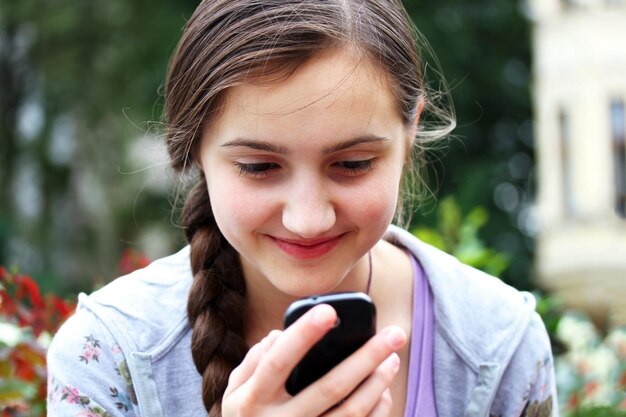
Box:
[47,1,557,416]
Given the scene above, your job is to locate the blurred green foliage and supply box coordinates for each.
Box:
[1,0,199,295]
[412,196,510,277]
[1,0,536,295]
[569,408,626,417]
[535,291,567,353]
[406,0,535,290]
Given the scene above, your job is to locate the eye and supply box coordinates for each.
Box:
[234,162,280,178]
[334,159,376,176]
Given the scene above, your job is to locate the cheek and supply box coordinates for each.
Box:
[347,169,402,227]
[207,179,274,239]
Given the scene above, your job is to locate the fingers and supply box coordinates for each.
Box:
[299,326,406,416]
[324,355,398,417]
[367,389,393,417]
[224,316,405,417]
[246,304,337,400]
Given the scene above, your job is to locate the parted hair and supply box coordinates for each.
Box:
[163,0,453,415]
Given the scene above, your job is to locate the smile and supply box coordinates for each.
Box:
[270,235,344,259]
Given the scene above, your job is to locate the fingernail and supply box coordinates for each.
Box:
[387,353,400,372]
[312,304,335,327]
[384,327,406,349]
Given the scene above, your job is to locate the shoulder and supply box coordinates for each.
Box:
[384,226,556,413]
[491,312,557,416]
[384,225,538,365]
[71,245,193,355]
[47,305,139,416]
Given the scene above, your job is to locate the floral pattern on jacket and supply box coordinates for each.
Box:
[47,323,138,417]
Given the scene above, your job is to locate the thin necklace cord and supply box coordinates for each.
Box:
[366,251,373,295]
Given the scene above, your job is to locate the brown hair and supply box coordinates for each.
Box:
[164,1,454,415]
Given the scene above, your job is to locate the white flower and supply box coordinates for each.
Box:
[605,327,626,359]
[36,331,53,349]
[556,312,599,351]
[579,379,613,407]
[0,321,24,347]
[588,345,619,380]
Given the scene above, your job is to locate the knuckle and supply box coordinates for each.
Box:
[365,342,390,368]
[342,402,368,417]
[227,367,240,385]
[263,355,289,375]
[262,330,282,350]
[234,393,257,416]
[376,389,393,415]
[318,379,346,401]
[267,329,282,339]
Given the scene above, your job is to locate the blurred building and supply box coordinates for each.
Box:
[528,0,626,328]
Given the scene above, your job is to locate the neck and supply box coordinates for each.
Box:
[242,251,372,346]
[244,291,293,346]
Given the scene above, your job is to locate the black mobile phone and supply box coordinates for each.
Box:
[283,292,376,396]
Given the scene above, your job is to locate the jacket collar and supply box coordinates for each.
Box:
[383,225,535,372]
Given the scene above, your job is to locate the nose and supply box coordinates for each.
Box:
[282,177,336,238]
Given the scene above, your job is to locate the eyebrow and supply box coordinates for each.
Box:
[321,135,389,155]
[221,139,289,154]
[221,135,389,155]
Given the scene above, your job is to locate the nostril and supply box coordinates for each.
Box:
[282,204,337,238]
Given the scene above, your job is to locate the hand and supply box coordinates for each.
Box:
[222,304,407,417]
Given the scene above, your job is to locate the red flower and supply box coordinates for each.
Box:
[52,295,74,318]
[118,249,150,275]
[1,288,18,316]
[567,392,579,410]
[15,275,43,309]
[10,343,46,381]
[583,380,600,396]
[618,370,626,390]
[0,264,77,416]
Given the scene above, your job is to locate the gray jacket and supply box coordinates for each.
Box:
[47,225,557,416]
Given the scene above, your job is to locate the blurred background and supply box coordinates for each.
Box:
[0,0,538,295]
[1,0,625,414]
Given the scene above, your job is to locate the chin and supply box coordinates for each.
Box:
[273,275,345,299]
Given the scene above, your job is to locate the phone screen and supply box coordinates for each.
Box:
[283,292,376,395]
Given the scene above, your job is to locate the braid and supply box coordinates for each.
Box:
[183,176,248,416]
[163,1,448,414]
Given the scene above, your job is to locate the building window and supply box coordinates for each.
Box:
[560,109,575,216]
[612,99,626,217]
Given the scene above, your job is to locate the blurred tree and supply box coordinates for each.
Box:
[412,196,510,278]
[0,0,198,294]
[1,0,536,294]
[405,0,536,289]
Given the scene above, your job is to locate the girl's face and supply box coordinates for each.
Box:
[199,49,415,299]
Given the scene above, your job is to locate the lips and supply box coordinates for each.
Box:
[270,234,344,259]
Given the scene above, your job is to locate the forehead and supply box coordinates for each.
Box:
[236,50,394,110]
[203,49,403,143]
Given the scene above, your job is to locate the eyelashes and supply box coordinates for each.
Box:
[334,159,376,176]
[235,162,279,178]
[234,159,376,179]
